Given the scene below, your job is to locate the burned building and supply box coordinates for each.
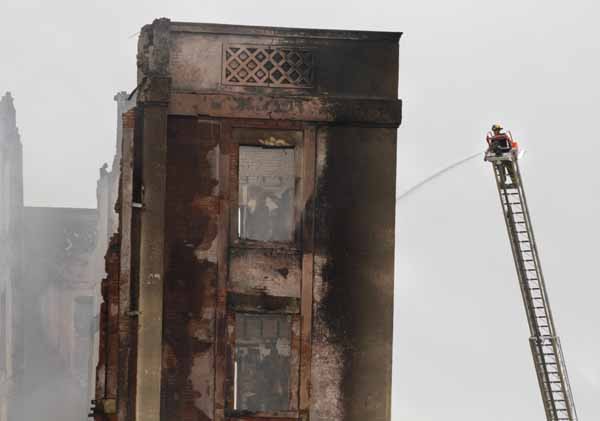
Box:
[90,92,137,399]
[0,92,24,421]
[20,206,97,420]
[0,91,134,421]
[94,19,401,421]
[17,92,136,421]
[0,91,100,421]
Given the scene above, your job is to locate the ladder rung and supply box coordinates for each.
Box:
[493,159,577,416]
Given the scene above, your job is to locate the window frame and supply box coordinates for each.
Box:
[216,119,316,421]
[224,302,301,418]
[227,120,306,250]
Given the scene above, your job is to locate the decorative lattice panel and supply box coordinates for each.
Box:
[223,45,315,88]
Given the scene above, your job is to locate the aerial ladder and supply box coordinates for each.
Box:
[485,125,578,421]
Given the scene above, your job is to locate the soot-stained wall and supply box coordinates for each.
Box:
[94,19,401,421]
[312,127,396,421]
[162,117,219,421]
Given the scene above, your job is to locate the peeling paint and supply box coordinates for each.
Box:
[190,352,213,419]
[162,116,218,420]
[194,240,217,263]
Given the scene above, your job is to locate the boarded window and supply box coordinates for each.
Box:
[238,146,296,243]
[234,313,291,412]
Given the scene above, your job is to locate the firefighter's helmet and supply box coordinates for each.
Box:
[492,124,503,133]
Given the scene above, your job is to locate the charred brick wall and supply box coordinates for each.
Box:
[93,19,401,421]
[95,232,121,421]
[90,92,136,418]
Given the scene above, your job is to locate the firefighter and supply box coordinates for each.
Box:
[487,124,517,185]
[487,124,512,155]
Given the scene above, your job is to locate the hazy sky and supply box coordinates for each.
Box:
[2,0,599,420]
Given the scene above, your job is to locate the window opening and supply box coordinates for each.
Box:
[234,313,292,412]
[238,146,295,242]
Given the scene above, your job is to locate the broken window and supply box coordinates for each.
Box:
[234,313,292,412]
[237,140,297,243]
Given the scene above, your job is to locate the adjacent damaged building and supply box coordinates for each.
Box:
[94,19,401,421]
[0,91,99,421]
[0,91,134,421]
[0,92,24,421]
